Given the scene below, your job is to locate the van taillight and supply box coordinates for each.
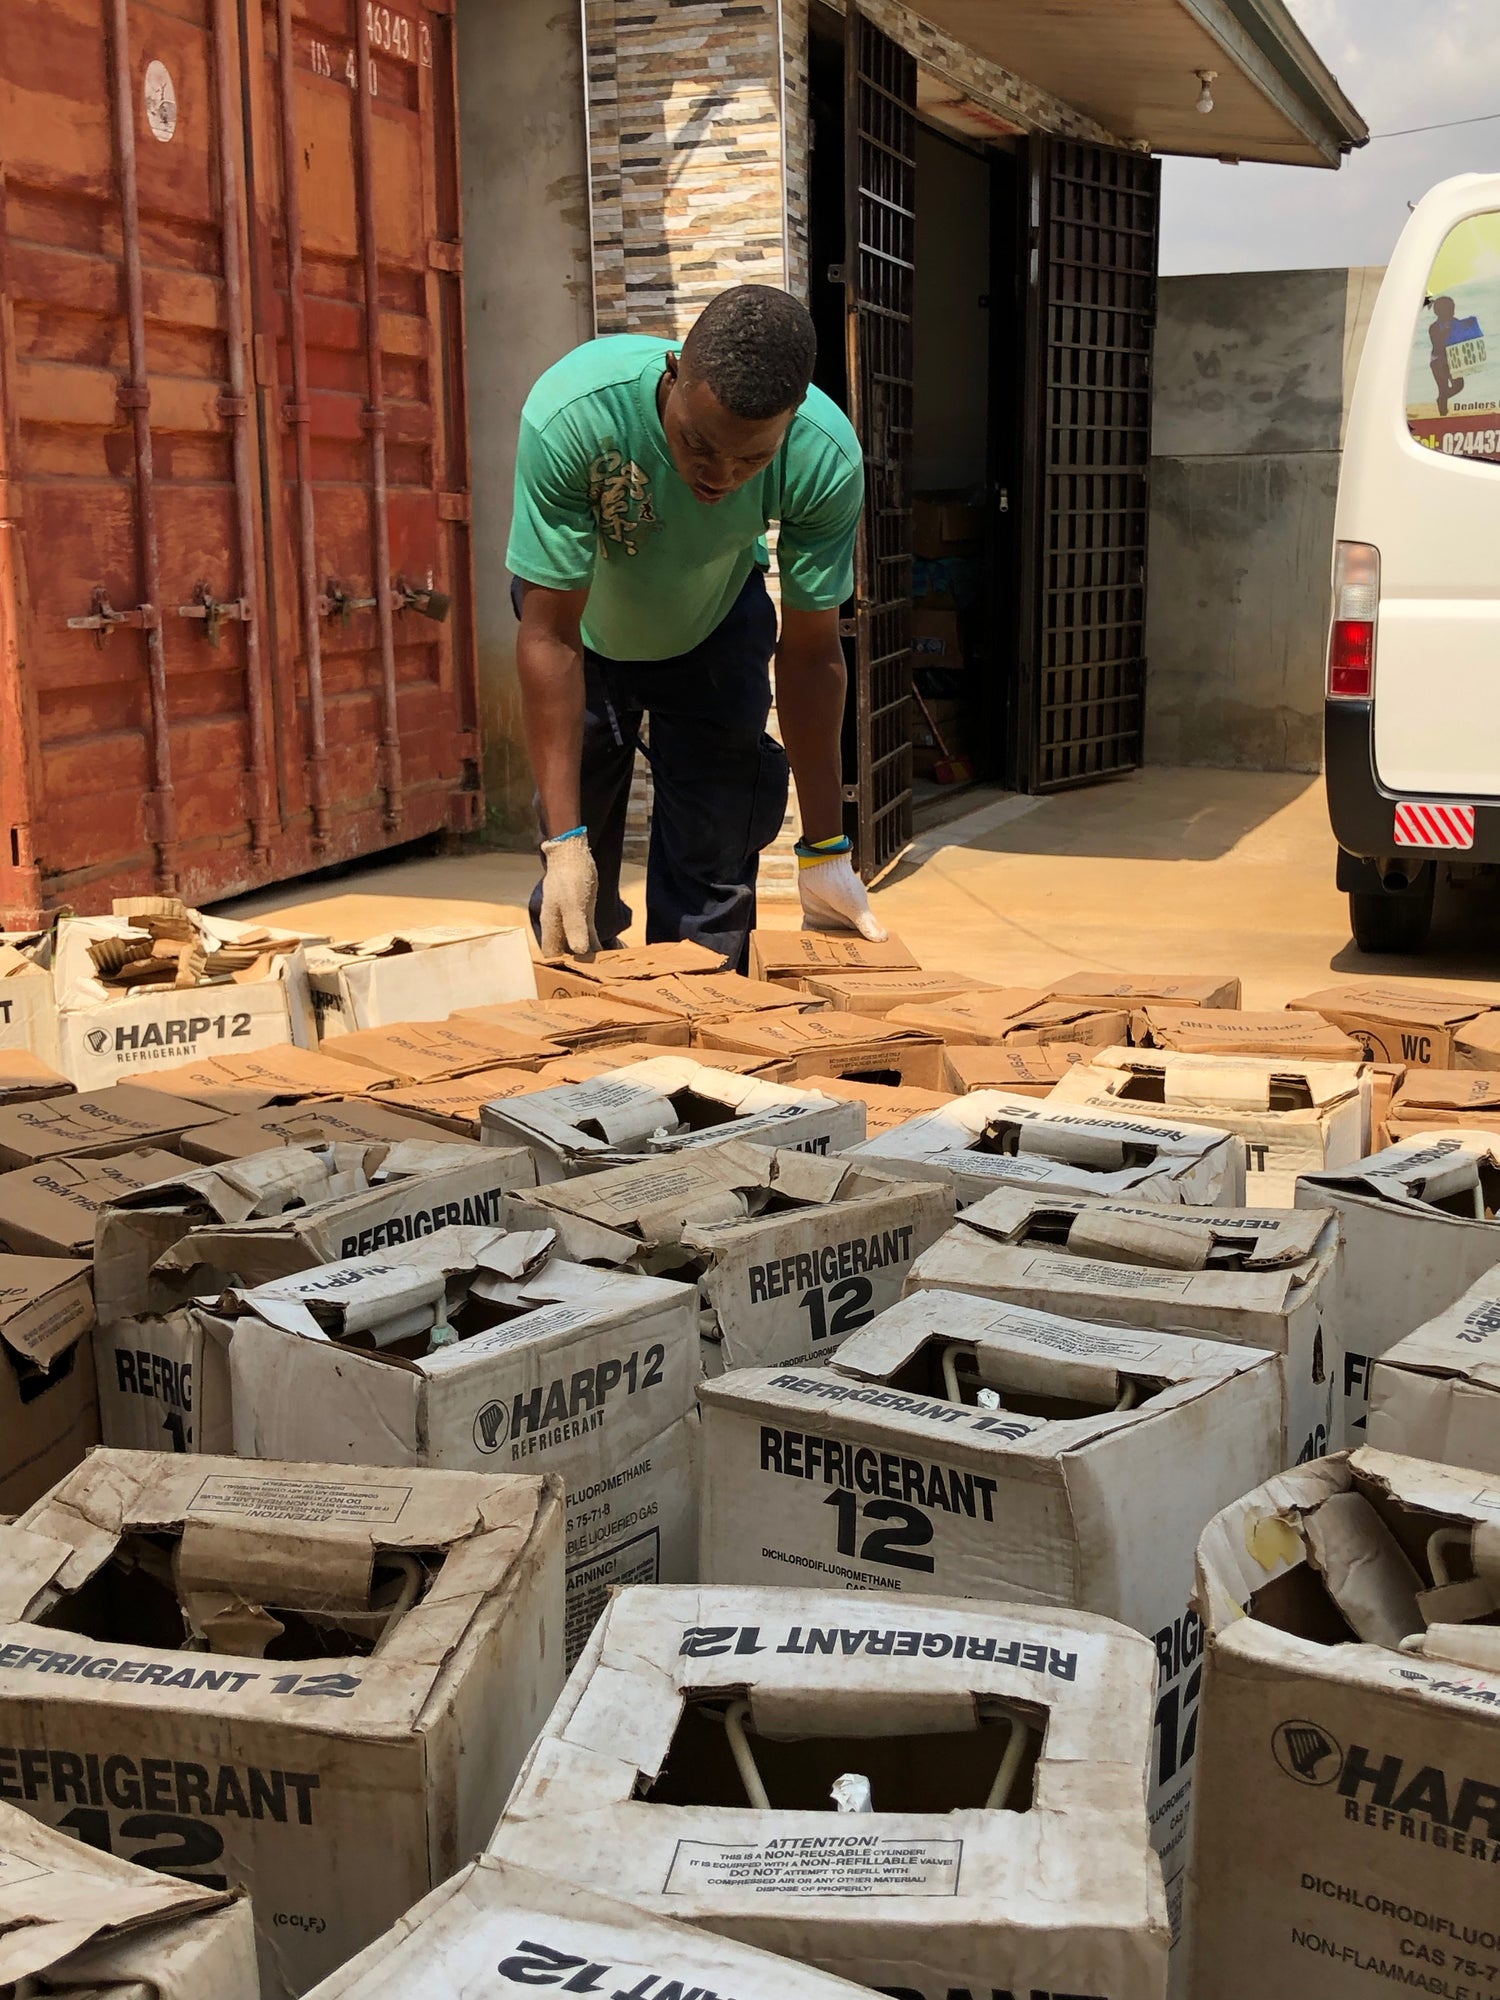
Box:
[1328,542,1379,699]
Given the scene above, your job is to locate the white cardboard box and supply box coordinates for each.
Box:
[0,935,61,1067]
[1296,1137,1500,1447]
[1367,1270,1500,1472]
[509,1139,954,1374]
[220,1225,701,1667]
[304,1854,881,2000]
[307,924,536,1036]
[847,1090,1245,1207]
[0,1799,258,1998]
[0,1449,565,1997]
[481,1057,866,1182]
[490,1583,1169,2000]
[697,1293,1282,1955]
[905,1187,1339,1467]
[1189,1447,1500,2000]
[1048,1047,1372,1205]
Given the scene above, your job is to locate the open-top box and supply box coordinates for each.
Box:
[489,1583,1169,2000]
[1368,1268,1500,1474]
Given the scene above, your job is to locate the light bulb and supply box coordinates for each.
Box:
[1196,70,1217,115]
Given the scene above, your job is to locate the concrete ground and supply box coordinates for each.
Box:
[220,766,1500,1010]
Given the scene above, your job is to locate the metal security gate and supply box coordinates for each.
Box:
[840,5,915,878]
[1014,138,1159,793]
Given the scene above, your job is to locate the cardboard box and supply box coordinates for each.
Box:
[305,1853,880,2000]
[888,988,1130,1052]
[366,1068,556,1138]
[127,1041,396,1111]
[480,1057,866,1183]
[0,935,61,1067]
[906,1186,1339,1468]
[92,1137,537,1324]
[940,1043,1087,1095]
[1367,1269,1500,1471]
[320,1017,564,1083]
[913,495,984,554]
[222,1225,699,1667]
[307,923,536,1036]
[1189,1447,1500,2000]
[1296,1138,1500,1446]
[910,605,963,666]
[510,1139,953,1374]
[179,1094,461,1165]
[537,1043,794,1082]
[489,1584,1169,2000]
[1131,1007,1363,1060]
[532,941,727,999]
[1289,981,1496,1066]
[1453,1011,1500,1068]
[695,1009,947,1089]
[1385,1069,1500,1143]
[0,1799,258,1998]
[747,931,919,988]
[0,1147,185,1259]
[1371,1061,1404,1151]
[0,1083,224,1170]
[1046,972,1242,1011]
[848,1090,1245,1207]
[96,1302,233,1453]
[600,971,814,1027]
[0,1255,98,1509]
[1048,1047,1372,1205]
[801,968,993,1016]
[0,1049,73,1106]
[698,1292,1283,1947]
[799,1073,956,1137]
[455,996,691,1051]
[1,1448,565,1996]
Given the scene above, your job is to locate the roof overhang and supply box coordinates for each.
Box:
[905,0,1368,167]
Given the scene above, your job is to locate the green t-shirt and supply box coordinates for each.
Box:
[506,334,864,661]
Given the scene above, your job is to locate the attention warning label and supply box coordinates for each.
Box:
[1021,1254,1191,1301]
[187,1473,413,1525]
[663,1836,963,1897]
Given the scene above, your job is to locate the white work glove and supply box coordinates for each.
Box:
[797,838,889,942]
[539,832,601,956]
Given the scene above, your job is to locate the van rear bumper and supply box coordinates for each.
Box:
[1325,699,1500,862]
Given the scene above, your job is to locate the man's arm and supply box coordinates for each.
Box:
[774,604,846,844]
[516,582,590,838]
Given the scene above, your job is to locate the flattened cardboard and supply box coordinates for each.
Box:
[0,1084,223,1169]
[490,1584,1169,2000]
[533,941,728,999]
[747,930,919,987]
[696,1008,946,1089]
[0,1799,258,1998]
[1046,972,1242,1010]
[320,1017,563,1082]
[0,1256,97,1511]
[0,1449,566,1998]
[1386,1068,1500,1143]
[1132,1007,1362,1060]
[1296,1138,1500,1446]
[455,997,691,1051]
[0,1050,73,1106]
[510,1140,953,1374]
[127,1042,396,1111]
[1289,981,1496,1067]
[480,1057,866,1182]
[801,968,995,1016]
[698,1292,1283,1949]
[224,1226,700,1666]
[180,1095,455,1164]
[303,1854,878,2000]
[940,1043,1086,1096]
[798,1073,955,1137]
[0,1148,186,1260]
[888,988,1130,1053]
[1049,1047,1372,1205]
[849,1090,1245,1207]
[307,924,536,1035]
[1189,1448,1500,2000]
[1367,1270,1500,1471]
[906,1186,1338,1467]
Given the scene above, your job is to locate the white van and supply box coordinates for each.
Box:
[1328,174,1500,953]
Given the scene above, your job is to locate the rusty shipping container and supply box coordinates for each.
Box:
[0,0,479,926]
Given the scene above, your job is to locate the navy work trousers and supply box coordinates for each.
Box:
[522,569,790,973]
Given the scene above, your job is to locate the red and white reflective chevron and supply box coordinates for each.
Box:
[1393,800,1476,849]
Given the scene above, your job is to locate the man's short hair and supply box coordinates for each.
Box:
[680,286,817,421]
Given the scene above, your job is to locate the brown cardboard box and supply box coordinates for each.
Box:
[1132,1006,1362,1060]
[603,971,814,1026]
[889,988,1129,1052]
[533,1043,793,1081]
[1189,1449,1500,2000]
[1289,981,1496,1066]
[696,1007,947,1088]
[0,1084,223,1169]
[1454,1010,1500,1068]
[0,1148,185,1259]
[454,996,690,1051]
[126,1042,397,1111]
[490,1585,1169,2000]
[0,1050,73,1106]
[912,495,984,554]
[0,1800,258,1998]
[0,1255,97,1510]
[180,1095,457,1165]
[367,1067,556,1139]
[320,1017,564,1082]
[799,1072,954,1136]
[0,1449,565,1997]
[1371,1061,1404,1150]
[532,940,727,998]
[1048,972,1242,1010]
[1368,1270,1500,1471]
[940,1043,1087,1094]
[802,968,994,1016]
[748,931,919,987]
[1386,1069,1500,1142]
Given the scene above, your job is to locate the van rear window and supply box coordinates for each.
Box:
[1407,211,1500,463]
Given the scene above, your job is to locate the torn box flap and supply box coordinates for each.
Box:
[749,1684,979,1741]
[51,914,151,1006]
[1406,1623,1500,1673]
[505,1199,638,1267]
[0,1258,93,1369]
[1302,1490,1424,1649]
[229,1259,449,1341]
[1063,1207,1215,1270]
[0,1523,77,1615]
[175,1516,376,1624]
[1302,1135,1491,1210]
[470,1255,633,1310]
[369,1139,489,1180]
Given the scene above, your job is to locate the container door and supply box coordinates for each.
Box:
[840,4,915,879]
[241,0,479,873]
[1013,137,1159,793]
[0,0,279,920]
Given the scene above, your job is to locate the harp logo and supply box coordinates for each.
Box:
[473,1400,510,1454]
[1273,1719,1343,1786]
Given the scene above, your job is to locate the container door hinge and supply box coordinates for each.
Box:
[427,239,463,274]
[67,588,159,646]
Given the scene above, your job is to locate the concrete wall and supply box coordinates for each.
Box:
[458,0,594,837]
[1144,265,1383,773]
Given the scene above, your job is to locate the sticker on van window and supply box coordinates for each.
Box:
[1406,211,1500,462]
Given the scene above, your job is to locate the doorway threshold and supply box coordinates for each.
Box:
[912,779,1001,836]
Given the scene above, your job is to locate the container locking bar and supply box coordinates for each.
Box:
[67,587,160,647]
[177,582,253,648]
